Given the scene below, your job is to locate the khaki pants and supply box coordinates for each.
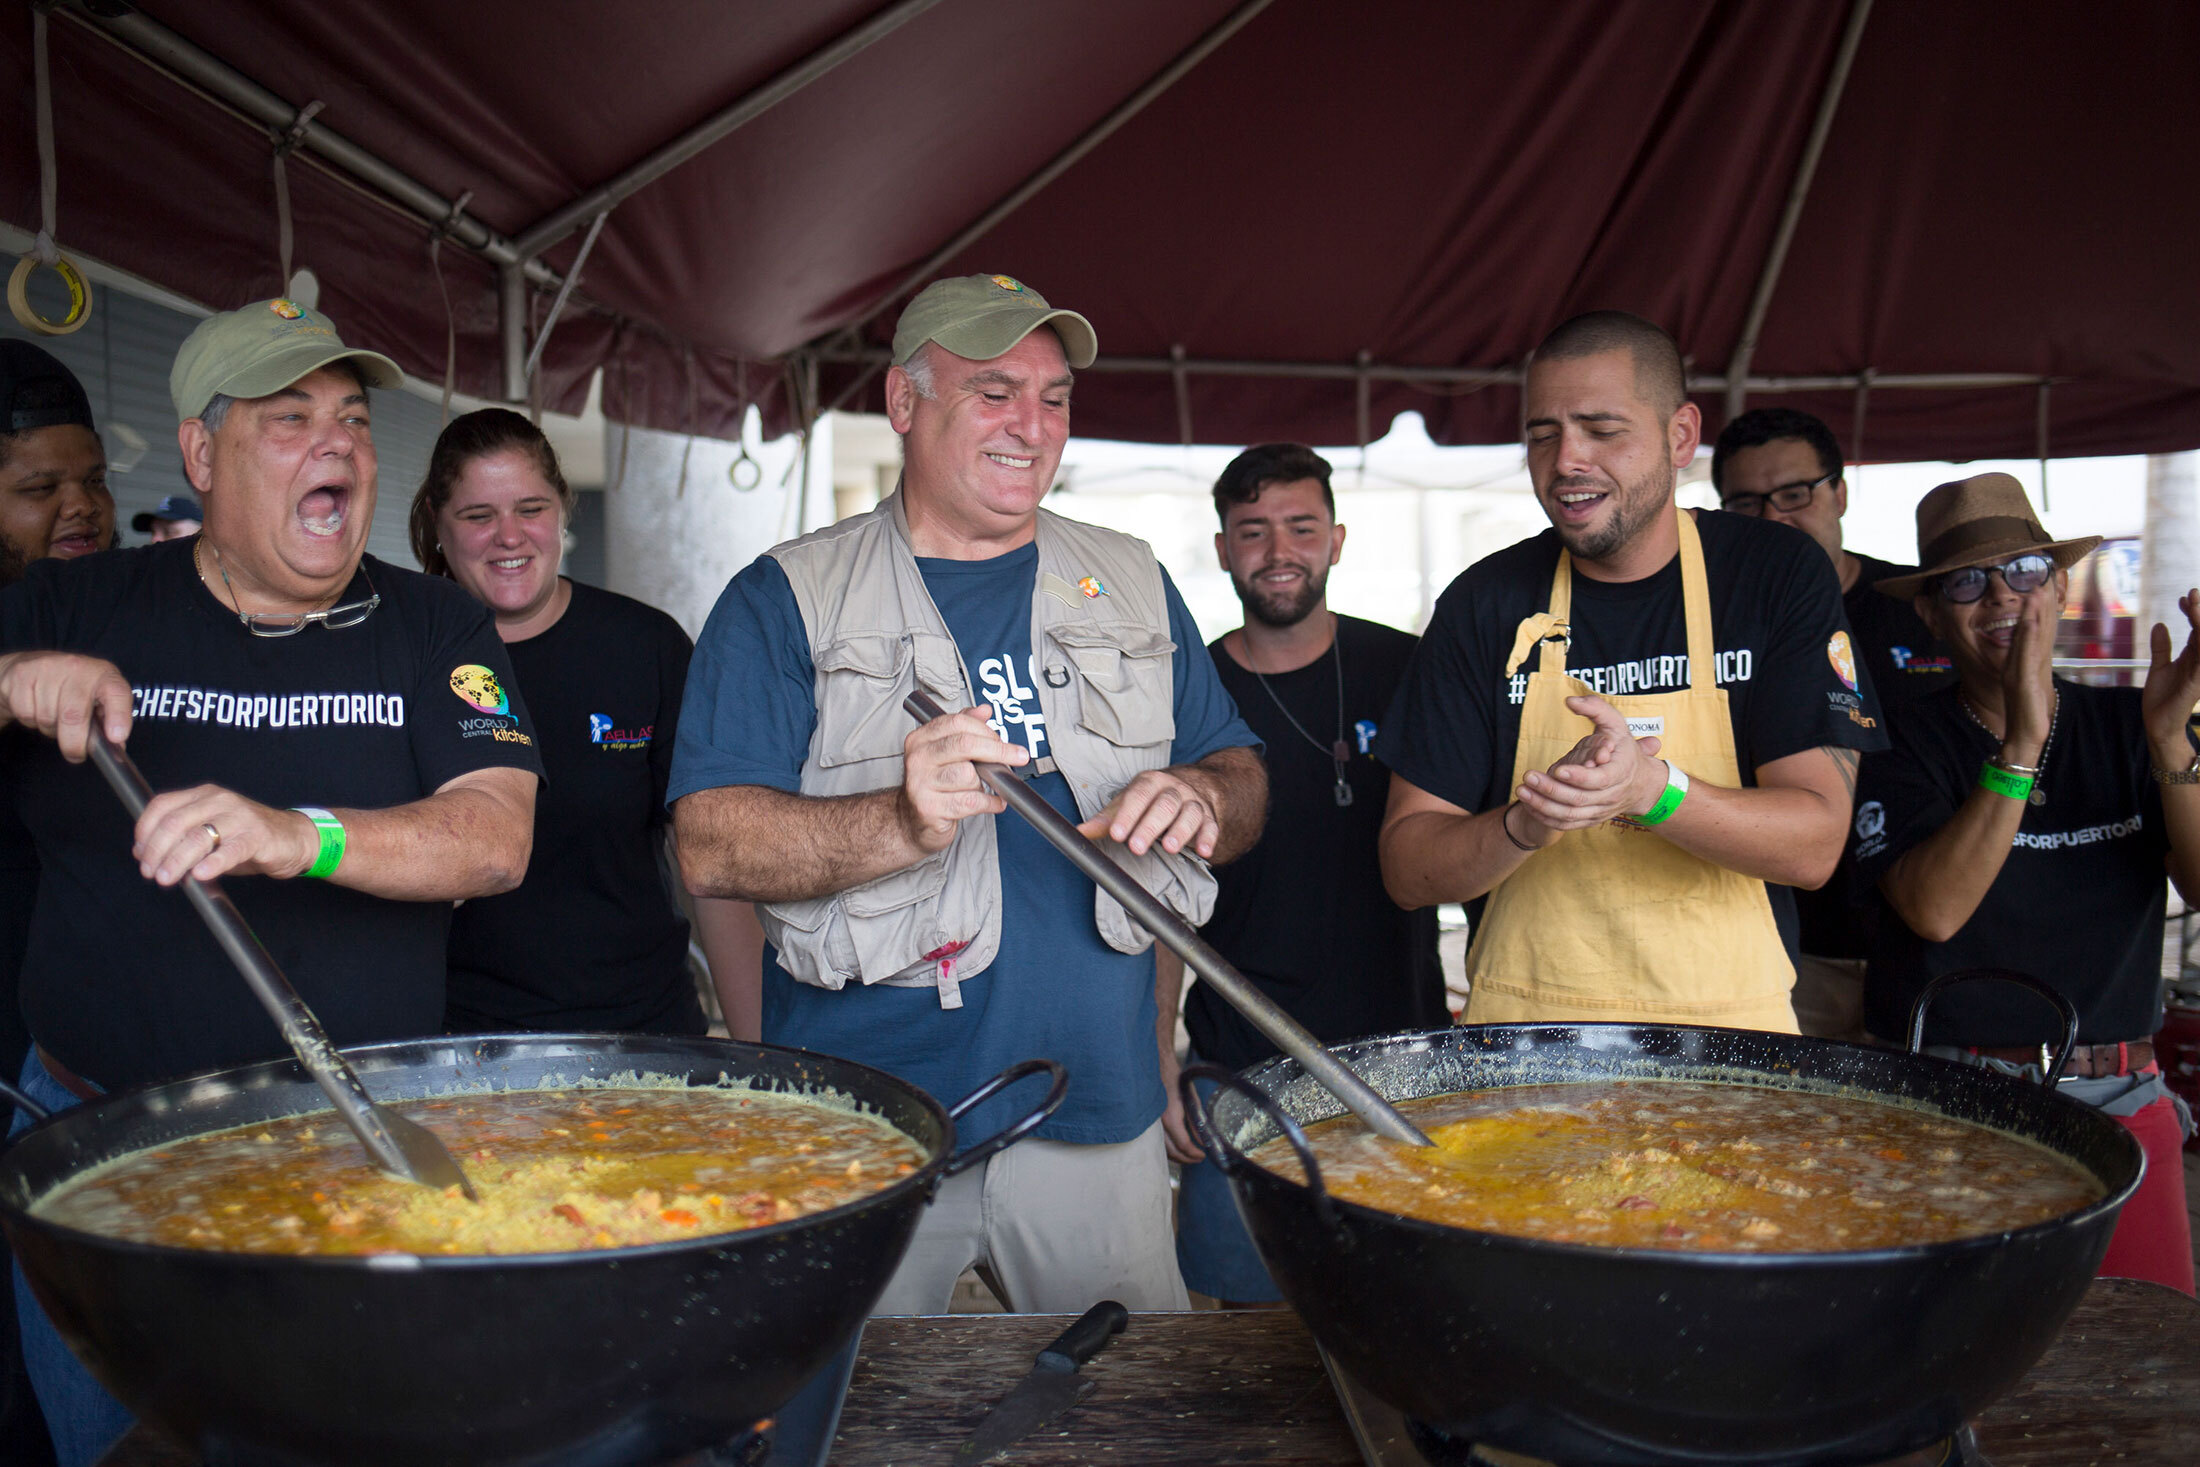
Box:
[871,1117,1189,1315]
[1791,954,1868,1043]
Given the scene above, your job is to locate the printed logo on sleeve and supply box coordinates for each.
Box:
[449,665,509,715]
[1827,631,1858,692]
[1853,799,1888,859]
[450,665,533,745]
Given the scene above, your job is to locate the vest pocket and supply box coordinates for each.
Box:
[1048,624,1176,748]
[813,634,915,768]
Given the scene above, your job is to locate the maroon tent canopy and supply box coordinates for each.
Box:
[5,0,2196,460]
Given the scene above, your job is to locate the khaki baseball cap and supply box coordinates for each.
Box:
[169,298,404,422]
[890,274,1097,371]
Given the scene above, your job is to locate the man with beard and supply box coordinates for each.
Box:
[1158,443,1442,1306]
[1379,312,1883,1029]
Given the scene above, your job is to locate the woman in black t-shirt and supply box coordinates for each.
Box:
[1855,473,2200,1294]
[409,410,763,1037]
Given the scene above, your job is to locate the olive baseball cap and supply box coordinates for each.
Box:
[168,297,404,422]
[890,274,1097,370]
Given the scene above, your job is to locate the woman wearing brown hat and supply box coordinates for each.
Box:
[1853,472,2200,1293]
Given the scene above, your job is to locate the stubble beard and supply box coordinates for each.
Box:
[1235,561,1329,629]
[1550,460,1673,564]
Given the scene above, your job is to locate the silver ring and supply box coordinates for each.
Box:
[201,822,221,852]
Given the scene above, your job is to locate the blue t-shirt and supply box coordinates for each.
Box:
[670,540,1256,1144]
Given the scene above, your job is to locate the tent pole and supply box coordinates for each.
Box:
[55,1,547,285]
[501,266,529,402]
[1720,0,1875,423]
[817,344,2038,396]
[510,0,951,263]
[851,0,1278,330]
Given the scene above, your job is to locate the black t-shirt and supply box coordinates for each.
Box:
[1186,615,1446,1070]
[1793,552,1958,958]
[444,580,704,1035]
[0,787,34,1087]
[1378,510,1889,951]
[1853,679,2168,1046]
[0,541,542,1090]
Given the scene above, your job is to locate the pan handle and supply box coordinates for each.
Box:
[1181,1062,1342,1233]
[1906,968,2080,1086]
[0,1076,52,1127]
[937,1059,1067,1181]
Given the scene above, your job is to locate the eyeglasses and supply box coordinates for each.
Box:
[1932,553,2056,604]
[1720,472,1838,517]
[204,539,380,636]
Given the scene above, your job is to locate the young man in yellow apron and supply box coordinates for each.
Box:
[1378,312,1886,1031]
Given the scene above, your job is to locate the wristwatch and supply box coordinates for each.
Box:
[2151,753,2200,785]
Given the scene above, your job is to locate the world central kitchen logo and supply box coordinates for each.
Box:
[589,714,652,751]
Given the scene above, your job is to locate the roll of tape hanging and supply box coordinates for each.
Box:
[8,251,93,336]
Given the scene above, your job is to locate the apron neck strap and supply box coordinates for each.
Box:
[1675,509,1715,673]
[1530,510,1716,679]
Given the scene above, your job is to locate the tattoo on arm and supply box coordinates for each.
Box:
[1825,746,1860,803]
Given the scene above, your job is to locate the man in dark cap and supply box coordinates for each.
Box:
[0,338,106,1467]
[130,493,202,543]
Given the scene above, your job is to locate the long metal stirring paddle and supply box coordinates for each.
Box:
[905,690,1431,1147]
[89,729,478,1198]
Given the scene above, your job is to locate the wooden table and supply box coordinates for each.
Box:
[98,1278,2200,1467]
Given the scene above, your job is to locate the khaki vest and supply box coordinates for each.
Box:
[763,490,1217,1008]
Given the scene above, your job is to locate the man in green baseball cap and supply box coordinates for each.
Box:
[0,297,543,1460]
[889,272,1098,373]
[671,275,1264,1319]
[169,297,405,621]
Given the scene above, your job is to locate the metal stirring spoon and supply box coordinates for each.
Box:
[903,689,1432,1147]
[89,729,478,1199]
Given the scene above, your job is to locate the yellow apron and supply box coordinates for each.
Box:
[1462,512,1798,1031]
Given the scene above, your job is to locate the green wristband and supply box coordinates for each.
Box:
[293,806,346,879]
[1633,761,1690,827]
[1976,761,2035,802]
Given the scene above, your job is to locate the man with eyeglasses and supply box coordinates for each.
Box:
[1712,409,1954,1040]
[1851,472,2200,1294]
[0,300,542,1463]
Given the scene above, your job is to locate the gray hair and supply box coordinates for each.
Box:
[900,344,938,400]
[196,359,370,435]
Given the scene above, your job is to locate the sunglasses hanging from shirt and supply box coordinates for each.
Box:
[199,539,380,636]
[1250,622,1353,808]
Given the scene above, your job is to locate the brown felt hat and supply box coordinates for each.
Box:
[1874,472,2100,599]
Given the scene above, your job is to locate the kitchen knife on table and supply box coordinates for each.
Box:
[952,1300,1129,1464]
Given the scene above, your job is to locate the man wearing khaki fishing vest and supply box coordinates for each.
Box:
[1377,311,1886,1030]
[669,274,1264,1315]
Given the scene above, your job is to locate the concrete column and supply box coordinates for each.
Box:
[2143,452,2200,650]
[601,413,836,639]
